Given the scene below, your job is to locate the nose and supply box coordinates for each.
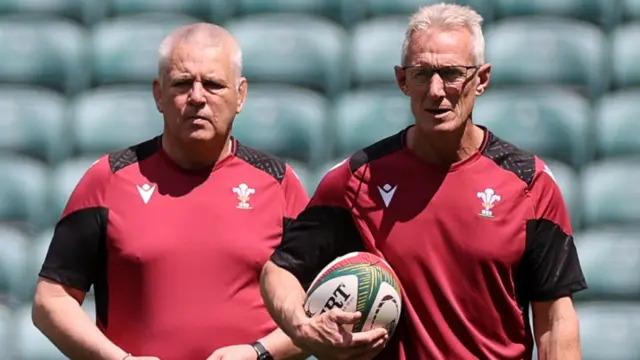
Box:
[188,81,206,105]
[426,73,446,99]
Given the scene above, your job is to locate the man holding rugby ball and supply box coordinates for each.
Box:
[260,4,587,360]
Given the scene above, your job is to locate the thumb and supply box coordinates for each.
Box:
[328,309,362,325]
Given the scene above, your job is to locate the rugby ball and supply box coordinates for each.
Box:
[303,252,403,335]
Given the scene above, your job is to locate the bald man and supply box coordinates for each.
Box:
[32,23,309,360]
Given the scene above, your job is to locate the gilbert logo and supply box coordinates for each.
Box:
[477,188,500,218]
[233,183,255,209]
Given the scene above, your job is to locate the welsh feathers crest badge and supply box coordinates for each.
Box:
[477,188,501,218]
[233,183,255,209]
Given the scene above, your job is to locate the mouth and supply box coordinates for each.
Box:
[187,115,210,122]
[425,109,452,118]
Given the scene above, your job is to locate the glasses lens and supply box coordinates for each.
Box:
[407,66,471,85]
[440,67,467,83]
[408,68,433,85]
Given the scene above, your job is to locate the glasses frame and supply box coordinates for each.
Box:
[401,65,481,87]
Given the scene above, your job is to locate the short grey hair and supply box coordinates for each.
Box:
[157,23,243,87]
[401,3,485,66]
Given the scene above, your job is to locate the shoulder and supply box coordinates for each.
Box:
[348,130,405,174]
[107,136,160,174]
[482,130,539,187]
[333,130,405,178]
[81,135,159,190]
[74,154,113,192]
[315,130,405,199]
[63,137,160,215]
[481,129,563,198]
[235,141,291,184]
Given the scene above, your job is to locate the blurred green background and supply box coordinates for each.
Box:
[0,0,639,359]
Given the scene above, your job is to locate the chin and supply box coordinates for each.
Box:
[185,129,217,142]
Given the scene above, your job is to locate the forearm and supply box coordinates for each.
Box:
[536,315,581,360]
[259,261,309,339]
[33,295,128,360]
[258,328,309,360]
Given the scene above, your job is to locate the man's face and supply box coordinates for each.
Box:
[153,43,247,143]
[395,27,491,134]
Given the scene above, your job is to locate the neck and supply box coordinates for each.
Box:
[161,133,232,170]
[408,120,484,165]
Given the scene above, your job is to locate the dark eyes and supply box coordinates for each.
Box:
[171,80,225,91]
[202,81,225,90]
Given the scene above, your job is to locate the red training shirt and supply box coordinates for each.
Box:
[39,136,309,359]
[271,126,587,360]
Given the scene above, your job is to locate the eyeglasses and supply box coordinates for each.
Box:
[402,65,480,86]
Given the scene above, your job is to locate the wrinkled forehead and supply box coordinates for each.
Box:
[405,27,475,67]
[166,44,234,80]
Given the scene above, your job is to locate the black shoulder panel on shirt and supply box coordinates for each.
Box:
[271,205,366,290]
[349,130,405,173]
[39,207,108,292]
[515,218,587,308]
[482,132,536,186]
[39,206,110,328]
[108,136,160,174]
[236,142,286,183]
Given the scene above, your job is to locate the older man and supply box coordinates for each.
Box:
[32,23,309,360]
[260,4,586,360]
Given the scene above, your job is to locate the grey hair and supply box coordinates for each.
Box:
[401,3,485,66]
[157,23,243,87]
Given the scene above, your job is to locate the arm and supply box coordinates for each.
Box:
[264,163,314,342]
[32,158,133,360]
[33,279,129,360]
[262,195,367,343]
[260,261,309,345]
[261,204,385,359]
[525,159,588,360]
[261,160,388,359]
[532,297,581,360]
[255,165,311,359]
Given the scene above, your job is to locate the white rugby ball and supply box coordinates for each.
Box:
[303,252,403,335]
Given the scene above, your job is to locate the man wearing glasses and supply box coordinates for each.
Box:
[259,3,586,360]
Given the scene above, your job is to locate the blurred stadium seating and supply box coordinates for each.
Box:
[0,0,638,358]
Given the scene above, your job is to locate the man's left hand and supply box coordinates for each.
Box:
[206,344,257,360]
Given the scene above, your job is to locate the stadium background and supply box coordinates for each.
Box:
[0,0,638,359]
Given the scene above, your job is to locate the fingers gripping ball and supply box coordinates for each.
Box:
[303,252,403,335]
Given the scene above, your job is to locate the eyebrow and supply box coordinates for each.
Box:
[169,74,193,82]
[202,76,226,83]
[170,74,227,84]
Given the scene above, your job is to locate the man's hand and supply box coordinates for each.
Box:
[126,357,161,360]
[292,308,388,360]
[206,344,257,360]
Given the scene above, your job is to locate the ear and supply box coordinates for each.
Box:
[152,78,163,113]
[394,65,409,96]
[236,77,248,114]
[475,63,491,96]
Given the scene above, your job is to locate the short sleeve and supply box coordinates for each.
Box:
[38,157,110,292]
[281,164,311,222]
[271,159,365,289]
[520,158,588,302]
